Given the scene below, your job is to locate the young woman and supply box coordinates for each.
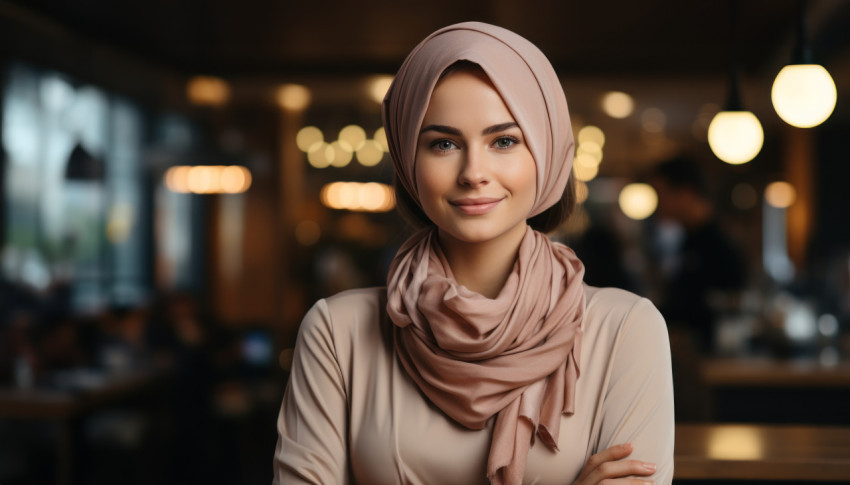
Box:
[273,22,674,485]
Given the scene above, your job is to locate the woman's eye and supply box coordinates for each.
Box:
[431,139,457,152]
[494,137,517,149]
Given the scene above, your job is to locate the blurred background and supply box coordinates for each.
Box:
[1,1,849,484]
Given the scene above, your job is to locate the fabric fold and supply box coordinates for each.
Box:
[387,228,586,484]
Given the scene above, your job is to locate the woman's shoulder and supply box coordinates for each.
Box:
[302,286,386,332]
[297,287,389,363]
[582,284,667,346]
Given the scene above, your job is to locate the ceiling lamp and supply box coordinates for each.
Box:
[708,1,763,165]
[618,183,658,220]
[771,1,836,128]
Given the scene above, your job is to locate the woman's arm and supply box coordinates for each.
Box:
[273,301,350,485]
[593,298,676,483]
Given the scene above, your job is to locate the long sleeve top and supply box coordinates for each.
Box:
[273,285,674,484]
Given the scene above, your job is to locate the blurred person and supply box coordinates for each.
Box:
[648,156,746,354]
[273,23,673,485]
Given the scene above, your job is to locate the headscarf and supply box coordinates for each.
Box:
[382,21,575,218]
[382,22,585,485]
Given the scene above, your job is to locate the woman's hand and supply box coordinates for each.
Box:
[572,443,656,484]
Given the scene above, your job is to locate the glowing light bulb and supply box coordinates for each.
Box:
[578,125,605,148]
[772,64,837,128]
[296,126,324,152]
[276,84,311,111]
[707,111,763,165]
[765,181,796,208]
[602,91,634,119]
[618,183,658,220]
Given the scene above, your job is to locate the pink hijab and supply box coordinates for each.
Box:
[383,22,585,485]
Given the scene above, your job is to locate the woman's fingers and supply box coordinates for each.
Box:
[583,458,655,485]
[575,443,633,482]
[574,443,656,485]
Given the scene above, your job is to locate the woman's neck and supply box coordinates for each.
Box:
[437,224,528,299]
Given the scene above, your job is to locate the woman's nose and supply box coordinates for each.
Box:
[457,148,489,187]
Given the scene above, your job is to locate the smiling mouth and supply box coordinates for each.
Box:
[449,197,504,215]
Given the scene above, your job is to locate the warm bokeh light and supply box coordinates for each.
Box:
[575,180,589,204]
[165,166,192,193]
[296,126,324,152]
[577,125,605,148]
[329,141,353,167]
[220,166,252,193]
[602,91,634,119]
[707,111,763,164]
[369,75,394,104]
[772,64,837,128]
[338,125,367,151]
[186,76,230,106]
[165,165,251,194]
[307,142,333,169]
[320,182,395,212]
[731,183,758,210]
[374,127,389,152]
[573,162,599,182]
[294,220,321,246]
[356,140,384,167]
[577,140,602,157]
[618,183,658,220]
[708,427,764,461]
[765,181,796,208]
[188,166,219,194]
[575,152,601,169]
[641,108,666,133]
[276,84,311,111]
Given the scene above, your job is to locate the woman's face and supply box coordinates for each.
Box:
[415,68,537,250]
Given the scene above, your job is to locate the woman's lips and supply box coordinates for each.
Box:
[449,197,503,215]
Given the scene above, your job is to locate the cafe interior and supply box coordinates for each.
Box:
[1,0,849,483]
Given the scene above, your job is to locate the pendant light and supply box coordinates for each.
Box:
[771,0,837,128]
[708,0,764,165]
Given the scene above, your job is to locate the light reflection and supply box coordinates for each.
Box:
[320,182,395,212]
[707,427,763,460]
[164,165,252,194]
[187,76,230,106]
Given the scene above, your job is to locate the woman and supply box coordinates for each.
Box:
[274,22,674,485]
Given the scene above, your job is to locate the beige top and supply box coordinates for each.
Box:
[273,285,674,484]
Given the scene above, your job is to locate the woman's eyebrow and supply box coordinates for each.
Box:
[419,124,462,136]
[419,122,518,136]
[482,122,518,135]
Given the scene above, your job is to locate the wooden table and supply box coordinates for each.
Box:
[700,357,850,388]
[675,423,850,481]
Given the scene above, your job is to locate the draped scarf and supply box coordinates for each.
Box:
[386,226,585,484]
